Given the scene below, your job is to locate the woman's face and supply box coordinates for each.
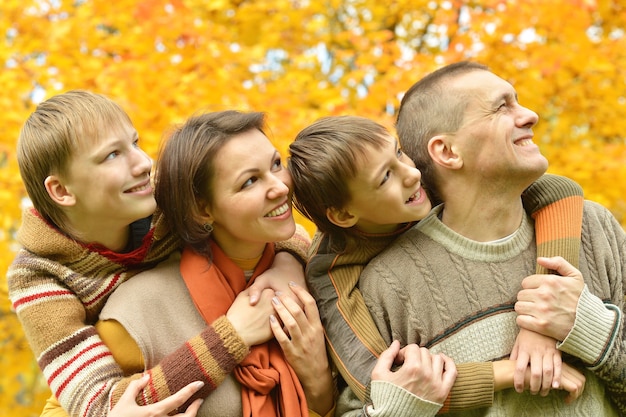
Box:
[205,129,295,259]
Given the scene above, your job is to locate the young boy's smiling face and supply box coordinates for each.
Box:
[58,121,156,245]
[341,134,432,234]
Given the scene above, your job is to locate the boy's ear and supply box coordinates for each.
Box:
[44,175,76,207]
[326,206,358,229]
[428,135,463,170]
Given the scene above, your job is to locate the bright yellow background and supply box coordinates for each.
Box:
[1,0,625,415]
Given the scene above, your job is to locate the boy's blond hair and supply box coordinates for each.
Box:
[17,90,134,232]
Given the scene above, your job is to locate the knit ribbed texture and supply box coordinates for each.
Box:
[8,209,247,416]
[522,174,584,271]
[357,201,625,416]
[308,174,586,414]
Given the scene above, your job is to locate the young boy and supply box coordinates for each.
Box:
[288,115,585,415]
[8,90,310,416]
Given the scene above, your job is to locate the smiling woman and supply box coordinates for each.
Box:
[7,91,322,417]
[92,110,336,417]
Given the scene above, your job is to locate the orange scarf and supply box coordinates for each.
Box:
[180,241,308,417]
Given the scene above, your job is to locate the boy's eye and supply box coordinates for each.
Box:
[105,151,119,161]
[396,148,404,158]
[133,139,140,148]
[272,157,283,170]
[380,170,391,186]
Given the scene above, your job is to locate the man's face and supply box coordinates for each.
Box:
[450,70,548,185]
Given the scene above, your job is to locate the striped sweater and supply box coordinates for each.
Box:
[7,208,310,417]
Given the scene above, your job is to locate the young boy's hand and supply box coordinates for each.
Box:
[510,328,561,395]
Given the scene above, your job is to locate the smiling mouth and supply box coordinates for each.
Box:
[265,202,289,217]
[515,138,534,146]
[125,183,150,193]
[405,189,421,204]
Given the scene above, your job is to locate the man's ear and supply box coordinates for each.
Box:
[326,206,358,229]
[44,175,76,207]
[428,135,463,170]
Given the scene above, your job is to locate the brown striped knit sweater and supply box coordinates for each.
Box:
[7,208,310,417]
[306,174,586,414]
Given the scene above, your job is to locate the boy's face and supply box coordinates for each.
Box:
[61,122,156,235]
[343,134,432,234]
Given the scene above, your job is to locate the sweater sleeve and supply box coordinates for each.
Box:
[521,173,584,272]
[9,267,248,417]
[274,223,311,265]
[560,204,626,414]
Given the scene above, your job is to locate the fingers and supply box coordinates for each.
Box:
[247,285,261,305]
[178,398,203,417]
[110,376,204,417]
[560,363,586,404]
[536,257,583,279]
[551,352,562,390]
[372,341,401,379]
[539,351,554,396]
[158,380,205,411]
[513,351,529,393]
[440,354,458,390]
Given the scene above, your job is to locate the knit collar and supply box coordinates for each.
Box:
[415,205,535,262]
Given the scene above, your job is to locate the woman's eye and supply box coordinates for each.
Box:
[105,151,119,161]
[242,176,257,189]
[396,148,404,158]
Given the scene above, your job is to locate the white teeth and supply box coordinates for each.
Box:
[126,183,149,193]
[406,189,420,204]
[516,139,533,146]
[265,202,289,218]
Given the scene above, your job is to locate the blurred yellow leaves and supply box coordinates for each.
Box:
[1,0,625,415]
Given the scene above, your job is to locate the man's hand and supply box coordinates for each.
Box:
[515,256,585,341]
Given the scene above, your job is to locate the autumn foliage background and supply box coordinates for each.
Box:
[1,0,625,415]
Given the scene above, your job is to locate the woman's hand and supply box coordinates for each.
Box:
[270,281,334,416]
[226,288,275,347]
[109,375,204,417]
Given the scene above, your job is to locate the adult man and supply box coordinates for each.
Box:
[348,62,625,416]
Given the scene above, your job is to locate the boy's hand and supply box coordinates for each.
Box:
[371,341,457,405]
[510,328,561,395]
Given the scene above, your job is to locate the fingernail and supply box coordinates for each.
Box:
[289,281,298,287]
[249,295,258,303]
[270,314,277,323]
[275,291,283,296]
[194,381,205,389]
[272,297,281,305]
